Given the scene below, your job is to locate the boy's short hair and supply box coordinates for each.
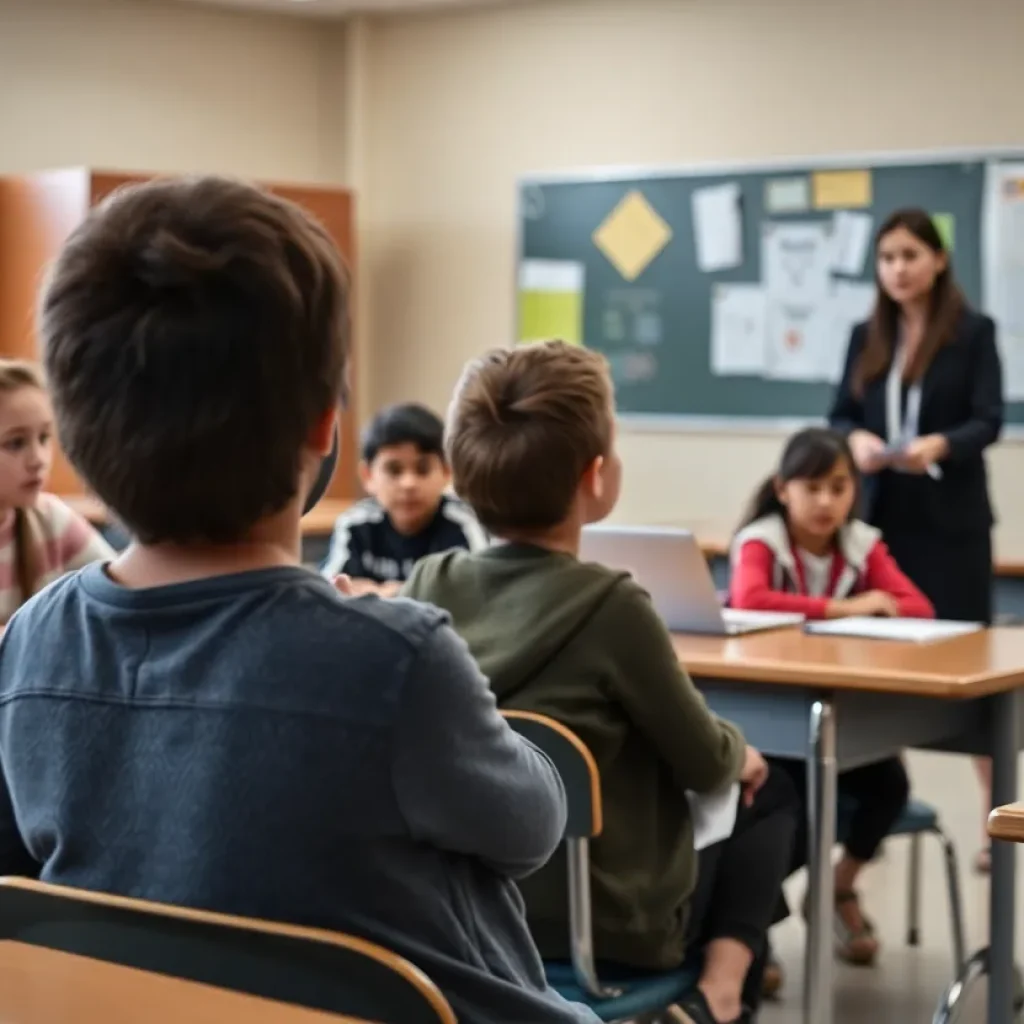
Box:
[446,341,614,533]
[39,176,350,544]
[361,403,445,464]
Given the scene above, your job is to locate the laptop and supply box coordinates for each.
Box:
[579,525,805,636]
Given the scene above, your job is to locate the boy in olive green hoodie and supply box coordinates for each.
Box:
[402,341,797,1024]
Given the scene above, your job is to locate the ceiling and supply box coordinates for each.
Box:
[174,0,528,16]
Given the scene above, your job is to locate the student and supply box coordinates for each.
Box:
[0,177,598,1024]
[0,359,113,623]
[403,341,798,1024]
[322,403,487,596]
[729,426,933,973]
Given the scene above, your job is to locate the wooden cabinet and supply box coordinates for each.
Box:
[0,168,358,503]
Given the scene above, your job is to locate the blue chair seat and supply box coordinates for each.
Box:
[545,961,700,1021]
[838,795,938,842]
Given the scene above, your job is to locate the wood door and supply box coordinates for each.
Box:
[0,169,358,504]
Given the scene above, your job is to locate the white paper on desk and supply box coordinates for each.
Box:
[692,183,743,272]
[982,161,1024,399]
[830,211,873,276]
[710,284,767,375]
[687,783,740,851]
[803,617,984,643]
[762,221,831,307]
[764,301,834,382]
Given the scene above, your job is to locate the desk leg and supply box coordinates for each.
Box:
[805,698,837,1024]
[989,689,1019,1024]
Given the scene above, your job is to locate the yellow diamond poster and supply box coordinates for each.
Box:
[517,259,584,345]
[593,190,672,282]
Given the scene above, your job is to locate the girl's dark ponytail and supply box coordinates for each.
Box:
[734,426,861,536]
[737,475,784,533]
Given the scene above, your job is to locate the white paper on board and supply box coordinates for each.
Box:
[983,161,1024,400]
[518,259,586,293]
[764,301,835,382]
[710,284,768,376]
[765,177,810,215]
[824,280,877,382]
[691,182,743,272]
[830,211,874,276]
[762,221,831,308]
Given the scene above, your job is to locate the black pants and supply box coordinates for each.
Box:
[686,764,799,1010]
[881,529,993,624]
[773,754,909,872]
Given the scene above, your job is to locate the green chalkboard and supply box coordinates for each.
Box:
[516,151,1024,428]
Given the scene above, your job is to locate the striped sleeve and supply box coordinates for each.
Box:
[320,500,382,578]
[441,499,490,552]
[43,495,116,571]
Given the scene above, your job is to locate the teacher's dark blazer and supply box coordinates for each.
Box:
[829,309,1003,533]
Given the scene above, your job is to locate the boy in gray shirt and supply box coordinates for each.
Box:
[0,176,595,1024]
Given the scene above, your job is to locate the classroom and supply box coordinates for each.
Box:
[0,0,1023,1022]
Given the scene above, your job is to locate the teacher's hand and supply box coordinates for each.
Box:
[894,434,949,475]
[848,429,888,474]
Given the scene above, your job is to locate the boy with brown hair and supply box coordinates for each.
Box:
[0,179,598,1024]
[403,341,797,1024]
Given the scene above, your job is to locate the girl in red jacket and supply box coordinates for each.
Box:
[730,426,933,977]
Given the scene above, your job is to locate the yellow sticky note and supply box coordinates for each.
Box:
[517,259,584,345]
[592,190,672,282]
[812,170,873,210]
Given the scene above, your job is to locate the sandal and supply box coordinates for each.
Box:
[832,890,879,966]
[801,888,879,966]
[975,846,992,875]
[761,947,784,1001]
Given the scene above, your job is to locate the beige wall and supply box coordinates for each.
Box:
[2,0,1022,554]
[360,0,1024,555]
[0,0,344,183]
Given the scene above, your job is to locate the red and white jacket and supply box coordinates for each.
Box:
[728,514,935,621]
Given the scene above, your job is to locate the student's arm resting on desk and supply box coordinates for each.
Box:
[828,325,867,433]
[392,622,566,878]
[940,316,1004,463]
[862,541,935,618]
[730,541,831,619]
[598,580,745,795]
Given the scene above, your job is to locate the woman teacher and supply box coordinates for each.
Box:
[829,207,1004,870]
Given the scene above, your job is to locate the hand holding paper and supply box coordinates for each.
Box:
[890,434,949,476]
[739,745,769,807]
[848,429,889,474]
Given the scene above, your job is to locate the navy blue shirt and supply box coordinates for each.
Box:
[0,564,595,1024]
[322,496,488,583]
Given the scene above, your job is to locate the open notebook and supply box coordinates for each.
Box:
[803,617,983,644]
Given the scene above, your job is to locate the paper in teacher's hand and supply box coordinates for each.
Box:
[687,782,740,851]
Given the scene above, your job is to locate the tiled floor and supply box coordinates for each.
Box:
[759,748,1011,1023]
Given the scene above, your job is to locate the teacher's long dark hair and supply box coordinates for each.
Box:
[856,208,965,394]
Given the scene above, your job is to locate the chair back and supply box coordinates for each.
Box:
[0,877,456,1024]
[501,710,616,999]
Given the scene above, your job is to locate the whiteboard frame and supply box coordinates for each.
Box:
[515,144,1024,439]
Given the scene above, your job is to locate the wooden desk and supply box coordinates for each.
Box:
[673,626,1024,698]
[674,626,1022,1024]
[0,941,361,1023]
[63,496,351,539]
[989,803,1024,844]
